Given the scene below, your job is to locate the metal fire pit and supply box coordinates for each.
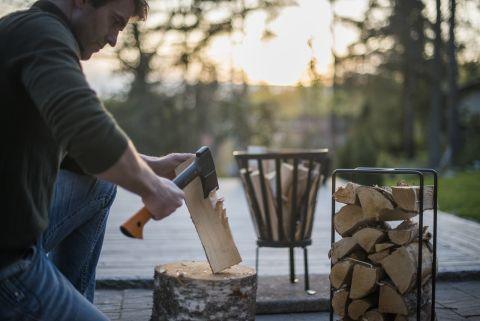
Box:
[234,149,330,293]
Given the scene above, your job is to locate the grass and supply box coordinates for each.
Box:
[370,171,480,222]
[382,170,480,222]
[437,171,480,222]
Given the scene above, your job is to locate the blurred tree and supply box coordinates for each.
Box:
[107,0,295,155]
[428,0,442,168]
[447,0,461,166]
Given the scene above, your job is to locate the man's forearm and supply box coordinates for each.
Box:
[96,141,158,199]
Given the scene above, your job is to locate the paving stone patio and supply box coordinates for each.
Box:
[95,280,480,320]
[93,177,480,320]
[97,178,480,280]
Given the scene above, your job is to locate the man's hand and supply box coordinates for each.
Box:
[141,153,194,179]
[142,176,185,221]
[96,141,186,221]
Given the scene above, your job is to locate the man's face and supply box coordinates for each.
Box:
[71,0,134,60]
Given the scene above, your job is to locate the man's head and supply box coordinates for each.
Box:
[70,0,148,59]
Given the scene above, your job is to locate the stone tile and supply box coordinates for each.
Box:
[256,312,330,321]
[95,281,480,320]
[436,307,468,321]
[451,282,480,299]
[98,179,480,281]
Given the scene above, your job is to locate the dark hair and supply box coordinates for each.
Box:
[89,0,149,20]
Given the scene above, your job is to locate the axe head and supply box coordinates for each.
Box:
[195,146,219,198]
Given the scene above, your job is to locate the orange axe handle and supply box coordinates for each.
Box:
[119,207,151,239]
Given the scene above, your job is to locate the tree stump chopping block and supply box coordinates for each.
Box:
[151,261,257,321]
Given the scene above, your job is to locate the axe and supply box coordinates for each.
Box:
[120,146,218,239]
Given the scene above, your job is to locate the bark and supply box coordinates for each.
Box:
[350,262,383,299]
[152,262,256,321]
[381,242,433,294]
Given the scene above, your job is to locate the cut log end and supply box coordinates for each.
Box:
[152,261,256,321]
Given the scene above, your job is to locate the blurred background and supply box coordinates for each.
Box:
[2,0,479,217]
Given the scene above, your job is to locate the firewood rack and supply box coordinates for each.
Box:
[234,149,330,294]
[330,167,438,321]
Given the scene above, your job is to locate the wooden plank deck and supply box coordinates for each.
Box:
[97,178,480,280]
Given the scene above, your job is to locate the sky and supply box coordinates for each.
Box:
[7,1,478,95]
[79,0,368,95]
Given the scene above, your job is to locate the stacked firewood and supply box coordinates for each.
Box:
[330,182,436,321]
[239,161,323,241]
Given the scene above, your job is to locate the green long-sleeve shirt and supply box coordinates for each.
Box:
[0,1,128,252]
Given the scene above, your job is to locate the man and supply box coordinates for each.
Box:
[0,0,191,319]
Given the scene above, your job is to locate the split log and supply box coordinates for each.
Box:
[353,228,386,253]
[378,281,432,316]
[151,262,256,321]
[334,205,370,237]
[375,243,395,252]
[348,250,368,262]
[332,288,350,317]
[388,220,417,246]
[393,303,432,321]
[239,169,263,237]
[368,250,391,265]
[350,262,383,299]
[372,186,395,204]
[381,242,433,294]
[176,160,241,273]
[280,162,309,239]
[348,295,376,320]
[333,182,360,205]
[377,208,417,221]
[357,186,394,220]
[391,186,434,213]
[330,260,354,289]
[330,237,360,264]
[301,169,322,240]
[388,220,427,246]
[250,170,279,241]
[363,310,390,321]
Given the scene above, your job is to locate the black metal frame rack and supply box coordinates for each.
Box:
[234,149,330,294]
[330,167,438,321]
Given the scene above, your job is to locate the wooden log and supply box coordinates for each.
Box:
[378,281,432,316]
[151,262,256,321]
[388,220,424,246]
[372,186,395,204]
[334,205,370,237]
[332,288,350,317]
[353,227,386,253]
[348,250,368,262]
[176,161,242,273]
[393,303,432,321]
[377,207,417,221]
[239,169,263,237]
[250,170,279,241]
[368,249,391,265]
[348,295,376,320]
[381,242,433,294]
[280,162,309,239]
[330,237,360,264]
[357,186,394,220]
[330,260,354,289]
[350,262,383,299]
[375,243,395,252]
[363,310,390,321]
[388,220,417,245]
[333,182,360,205]
[391,186,434,213]
[302,168,322,240]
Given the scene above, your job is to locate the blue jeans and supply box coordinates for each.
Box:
[0,170,116,320]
